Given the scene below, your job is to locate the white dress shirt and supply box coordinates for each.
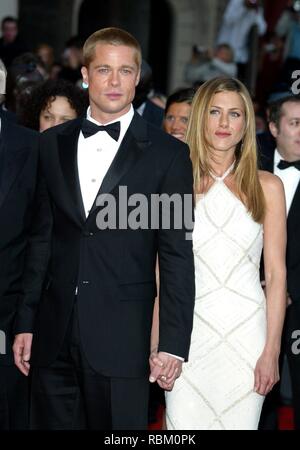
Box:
[274,148,300,214]
[217,0,267,64]
[77,105,134,217]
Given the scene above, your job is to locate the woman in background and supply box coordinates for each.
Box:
[163,87,195,142]
[19,78,87,131]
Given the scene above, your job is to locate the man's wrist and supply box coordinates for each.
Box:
[160,351,184,362]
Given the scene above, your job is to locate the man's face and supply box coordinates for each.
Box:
[2,21,18,43]
[81,43,140,123]
[215,47,232,63]
[269,101,300,160]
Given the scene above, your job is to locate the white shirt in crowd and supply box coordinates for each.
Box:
[217,0,267,64]
[274,148,300,214]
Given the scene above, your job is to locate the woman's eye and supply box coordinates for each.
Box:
[166,115,174,122]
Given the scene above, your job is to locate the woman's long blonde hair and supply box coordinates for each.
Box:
[187,77,265,223]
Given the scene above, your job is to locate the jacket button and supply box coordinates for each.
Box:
[83,231,94,237]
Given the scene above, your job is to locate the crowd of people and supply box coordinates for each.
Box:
[0,0,299,431]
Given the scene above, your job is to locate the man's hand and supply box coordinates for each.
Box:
[13,333,33,376]
[149,351,182,391]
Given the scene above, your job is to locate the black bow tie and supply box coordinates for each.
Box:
[81,119,120,141]
[277,159,300,170]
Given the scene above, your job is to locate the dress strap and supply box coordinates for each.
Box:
[209,160,235,181]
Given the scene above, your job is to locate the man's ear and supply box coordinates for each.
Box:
[269,121,279,139]
[135,69,141,87]
[81,66,88,85]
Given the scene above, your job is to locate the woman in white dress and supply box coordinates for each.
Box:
[150,77,287,430]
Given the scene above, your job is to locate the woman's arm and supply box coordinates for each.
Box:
[150,260,160,355]
[255,171,287,395]
[150,298,159,355]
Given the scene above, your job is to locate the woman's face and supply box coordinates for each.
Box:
[206,91,245,154]
[163,101,191,142]
[39,96,77,131]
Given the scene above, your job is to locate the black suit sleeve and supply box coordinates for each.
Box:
[157,144,195,360]
[14,161,53,334]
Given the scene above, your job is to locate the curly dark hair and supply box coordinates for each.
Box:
[19,78,88,130]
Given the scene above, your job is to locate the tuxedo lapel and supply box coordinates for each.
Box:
[56,119,86,226]
[0,119,29,209]
[87,112,151,218]
[261,148,300,223]
[288,180,300,224]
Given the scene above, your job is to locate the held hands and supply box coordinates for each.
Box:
[13,333,33,376]
[254,350,279,396]
[149,350,182,391]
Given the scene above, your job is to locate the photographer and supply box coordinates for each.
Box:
[217,0,267,81]
[184,43,237,85]
[275,1,300,83]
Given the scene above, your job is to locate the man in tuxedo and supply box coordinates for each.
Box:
[0,60,39,429]
[259,94,300,429]
[13,27,195,430]
[133,59,164,128]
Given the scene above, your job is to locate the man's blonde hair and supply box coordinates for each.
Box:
[83,27,142,68]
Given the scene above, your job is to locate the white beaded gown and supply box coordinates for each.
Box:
[166,167,266,430]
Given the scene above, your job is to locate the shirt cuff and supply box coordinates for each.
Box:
[161,352,184,362]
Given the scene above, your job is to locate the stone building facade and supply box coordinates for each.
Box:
[2,0,228,93]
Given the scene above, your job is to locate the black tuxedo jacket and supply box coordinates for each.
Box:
[141,100,164,128]
[0,113,39,365]
[260,148,300,304]
[15,112,195,377]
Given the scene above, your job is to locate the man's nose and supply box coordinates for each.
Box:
[171,118,182,130]
[110,71,120,86]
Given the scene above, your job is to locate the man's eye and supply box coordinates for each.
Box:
[165,115,174,122]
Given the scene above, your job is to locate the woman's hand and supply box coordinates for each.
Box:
[254,350,280,396]
[149,348,182,391]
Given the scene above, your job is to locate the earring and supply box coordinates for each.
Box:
[82,81,89,89]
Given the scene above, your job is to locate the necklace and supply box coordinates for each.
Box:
[209,160,235,181]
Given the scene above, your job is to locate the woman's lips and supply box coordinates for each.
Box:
[215,132,231,137]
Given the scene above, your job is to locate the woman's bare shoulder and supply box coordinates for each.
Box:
[258,170,285,199]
